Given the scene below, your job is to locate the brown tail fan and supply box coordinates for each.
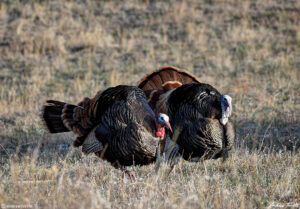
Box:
[137,66,200,96]
[137,66,201,108]
[41,97,99,148]
[41,100,70,133]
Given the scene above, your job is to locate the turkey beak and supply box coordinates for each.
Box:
[165,122,173,133]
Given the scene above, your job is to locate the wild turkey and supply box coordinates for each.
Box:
[137,66,235,162]
[41,85,172,179]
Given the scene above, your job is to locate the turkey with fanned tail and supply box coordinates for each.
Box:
[137,66,235,164]
[41,85,172,180]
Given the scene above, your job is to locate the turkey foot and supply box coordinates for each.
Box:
[120,167,136,182]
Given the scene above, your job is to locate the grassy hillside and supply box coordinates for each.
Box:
[0,0,299,208]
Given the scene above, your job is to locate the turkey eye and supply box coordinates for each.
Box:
[159,117,164,121]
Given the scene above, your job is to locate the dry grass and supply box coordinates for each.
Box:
[0,0,299,208]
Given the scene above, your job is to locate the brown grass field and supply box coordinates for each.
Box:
[0,0,299,208]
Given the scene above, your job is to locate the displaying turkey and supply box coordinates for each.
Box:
[41,85,172,179]
[137,66,235,162]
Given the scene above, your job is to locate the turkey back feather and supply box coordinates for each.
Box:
[176,118,224,161]
[167,83,223,119]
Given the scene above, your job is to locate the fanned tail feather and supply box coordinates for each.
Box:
[41,99,94,147]
[162,81,183,91]
[41,100,69,133]
[137,66,200,95]
[137,66,201,108]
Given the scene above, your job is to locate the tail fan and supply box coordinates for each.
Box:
[137,66,201,108]
[41,100,69,133]
[41,98,97,147]
[137,66,200,95]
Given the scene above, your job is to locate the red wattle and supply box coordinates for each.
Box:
[156,126,165,139]
[156,131,163,138]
